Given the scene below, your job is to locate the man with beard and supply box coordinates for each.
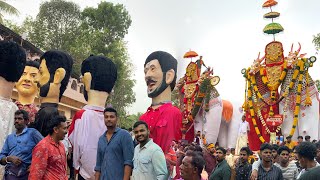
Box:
[0,41,26,177]
[295,142,320,179]
[94,107,134,180]
[68,55,117,180]
[140,51,182,155]
[15,60,40,123]
[235,147,252,180]
[203,143,217,174]
[274,146,298,180]
[31,50,73,137]
[256,143,282,180]
[209,147,231,180]
[131,121,168,180]
[179,151,206,180]
[29,115,69,180]
[0,110,43,179]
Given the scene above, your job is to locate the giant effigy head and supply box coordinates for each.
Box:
[144,51,177,98]
[0,41,26,83]
[265,41,284,67]
[16,61,40,99]
[38,50,73,101]
[81,55,117,101]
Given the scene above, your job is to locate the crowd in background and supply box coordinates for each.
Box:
[1,109,320,180]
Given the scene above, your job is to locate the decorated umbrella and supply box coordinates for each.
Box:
[183,50,198,61]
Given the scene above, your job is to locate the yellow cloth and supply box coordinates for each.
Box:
[285,141,297,149]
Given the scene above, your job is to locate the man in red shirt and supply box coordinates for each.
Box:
[29,115,68,180]
[140,51,182,154]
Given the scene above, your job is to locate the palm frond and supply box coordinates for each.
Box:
[0,0,19,16]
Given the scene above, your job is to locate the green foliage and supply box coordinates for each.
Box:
[120,112,143,129]
[0,0,19,23]
[313,33,320,51]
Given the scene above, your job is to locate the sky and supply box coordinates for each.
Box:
[5,0,320,114]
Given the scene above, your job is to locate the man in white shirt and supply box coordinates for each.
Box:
[235,115,249,155]
[132,121,168,180]
[68,55,117,180]
[295,142,320,179]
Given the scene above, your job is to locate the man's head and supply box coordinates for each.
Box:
[48,115,68,141]
[207,143,215,154]
[295,142,317,169]
[241,115,246,122]
[14,110,29,131]
[298,136,303,143]
[231,148,235,155]
[196,131,201,137]
[216,147,227,162]
[260,143,273,163]
[315,142,320,161]
[272,144,280,159]
[0,41,26,82]
[16,61,40,99]
[81,55,117,101]
[305,135,311,142]
[133,121,149,144]
[286,136,292,143]
[144,51,177,98]
[38,50,73,100]
[277,146,291,165]
[179,151,205,180]
[240,147,251,163]
[103,107,118,129]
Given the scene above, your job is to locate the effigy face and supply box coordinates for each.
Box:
[185,62,199,82]
[16,66,39,97]
[38,59,50,88]
[144,59,165,97]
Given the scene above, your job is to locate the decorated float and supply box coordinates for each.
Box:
[241,0,319,150]
[175,50,242,148]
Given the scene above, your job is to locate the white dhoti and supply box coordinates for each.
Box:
[235,134,248,155]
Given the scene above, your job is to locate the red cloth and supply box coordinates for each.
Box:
[140,103,182,154]
[29,135,67,180]
[247,103,279,151]
[15,101,38,123]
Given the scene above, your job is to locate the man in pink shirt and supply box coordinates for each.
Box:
[140,51,182,154]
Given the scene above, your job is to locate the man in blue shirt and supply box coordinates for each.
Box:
[0,110,43,179]
[94,107,134,180]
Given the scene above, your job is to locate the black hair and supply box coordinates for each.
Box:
[240,147,251,155]
[295,142,317,161]
[144,51,177,91]
[47,115,67,135]
[0,41,26,82]
[298,136,303,139]
[133,121,148,130]
[26,60,40,69]
[40,50,73,100]
[103,107,117,117]
[305,135,311,140]
[260,143,273,151]
[128,127,133,131]
[81,55,117,101]
[14,109,29,121]
[185,151,206,177]
[315,141,320,149]
[272,144,280,151]
[277,146,291,155]
[216,147,227,154]
[194,145,203,154]
[231,148,235,151]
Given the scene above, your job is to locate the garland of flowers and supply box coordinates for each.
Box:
[247,75,266,143]
[260,60,288,91]
[289,59,305,137]
[190,78,210,120]
[304,72,312,106]
[251,82,282,134]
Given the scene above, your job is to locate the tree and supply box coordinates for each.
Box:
[313,33,320,51]
[0,0,19,23]
[120,112,143,129]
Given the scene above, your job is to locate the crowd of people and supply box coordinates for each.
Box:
[1,108,320,180]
